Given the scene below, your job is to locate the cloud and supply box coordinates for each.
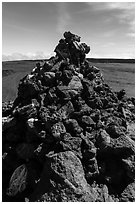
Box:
[103,30,115,37]
[56,3,71,33]
[2,51,55,61]
[3,23,34,33]
[126,33,135,38]
[3,49,134,61]
[86,2,134,12]
[87,52,134,59]
[101,42,115,48]
[86,53,101,59]
[86,2,135,37]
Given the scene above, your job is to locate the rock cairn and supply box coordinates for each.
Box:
[2,31,135,202]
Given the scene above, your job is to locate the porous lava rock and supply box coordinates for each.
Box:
[2,31,135,202]
[29,151,96,202]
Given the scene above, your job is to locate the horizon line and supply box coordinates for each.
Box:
[2,57,135,62]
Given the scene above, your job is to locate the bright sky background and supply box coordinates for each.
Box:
[2,2,135,61]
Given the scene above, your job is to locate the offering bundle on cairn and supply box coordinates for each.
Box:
[2,31,135,202]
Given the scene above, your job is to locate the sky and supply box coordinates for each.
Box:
[2,2,135,61]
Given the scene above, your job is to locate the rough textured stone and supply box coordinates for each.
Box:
[93,184,114,202]
[85,158,99,180]
[18,77,40,99]
[120,182,135,202]
[6,164,27,197]
[96,129,111,150]
[51,122,66,141]
[2,117,16,131]
[56,101,74,120]
[29,151,96,202]
[126,122,135,141]
[122,155,135,181]
[81,115,95,128]
[13,104,37,119]
[61,135,82,159]
[64,119,83,136]
[2,31,135,202]
[68,75,83,90]
[26,118,39,136]
[110,135,135,157]
[42,72,55,86]
[105,124,124,138]
[2,101,14,117]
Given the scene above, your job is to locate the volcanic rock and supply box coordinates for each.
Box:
[6,164,27,197]
[2,31,135,202]
[122,155,135,181]
[120,182,135,202]
[29,151,96,202]
[2,116,16,132]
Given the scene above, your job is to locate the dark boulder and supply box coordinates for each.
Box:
[120,182,135,202]
[29,151,97,202]
[122,155,135,181]
[109,135,135,157]
[64,119,83,136]
[51,122,66,141]
[2,31,135,202]
[105,124,125,138]
[60,134,83,159]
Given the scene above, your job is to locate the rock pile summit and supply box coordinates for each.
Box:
[2,32,135,202]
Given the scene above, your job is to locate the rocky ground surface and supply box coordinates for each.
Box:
[2,69,15,77]
[2,32,135,202]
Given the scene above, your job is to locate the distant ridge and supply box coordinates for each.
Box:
[87,58,135,64]
[2,58,135,63]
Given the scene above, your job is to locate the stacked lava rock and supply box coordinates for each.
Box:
[2,32,135,202]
